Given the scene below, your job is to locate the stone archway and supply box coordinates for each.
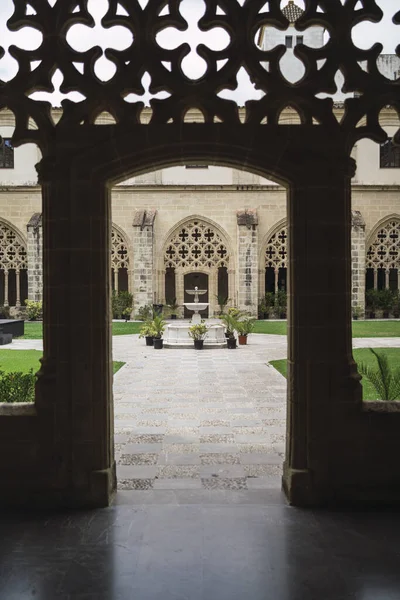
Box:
[0,220,28,308]
[1,1,397,510]
[163,217,231,317]
[366,216,400,291]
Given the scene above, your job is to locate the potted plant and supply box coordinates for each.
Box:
[123,307,132,322]
[188,322,208,349]
[259,292,275,319]
[219,311,238,348]
[139,322,156,346]
[236,315,256,345]
[112,290,133,320]
[365,289,379,319]
[352,305,363,320]
[166,297,179,320]
[151,314,166,349]
[378,288,394,319]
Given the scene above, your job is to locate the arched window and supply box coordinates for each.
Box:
[0,221,28,307]
[111,228,129,292]
[164,219,230,314]
[366,219,400,291]
[164,220,229,270]
[264,226,287,294]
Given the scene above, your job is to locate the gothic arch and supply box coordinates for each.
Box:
[366,215,400,291]
[111,224,131,293]
[161,216,233,316]
[259,219,288,297]
[0,219,28,307]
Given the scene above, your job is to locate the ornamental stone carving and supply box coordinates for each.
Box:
[111,227,129,271]
[265,225,287,269]
[0,1,398,151]
[367,219,400,271]
[0,221,27,272]
[165,219,229,270]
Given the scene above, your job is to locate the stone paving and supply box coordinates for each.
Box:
[112,334,287,496]
[8,332,400,503]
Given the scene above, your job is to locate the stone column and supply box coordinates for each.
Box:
[3,270,9,306]
[132,209,156,310]
[27,213,43,303]
[35,156,114,507]
[351,211,366,315]
[283,159,362,506]
[236,209,259,315]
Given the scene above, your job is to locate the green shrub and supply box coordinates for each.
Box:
[0,305,10,319]
[25,300,42,321]
[378,288,394,313]
[137,304,153,321]
[112,291,133,319]
[365,289,380,312]
[358,348,400,401]
[0,369,36,403]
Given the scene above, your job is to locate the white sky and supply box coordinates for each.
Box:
[0,0,398,105]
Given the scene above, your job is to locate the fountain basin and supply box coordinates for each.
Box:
[163,323,226,348]
[183,303,208,312]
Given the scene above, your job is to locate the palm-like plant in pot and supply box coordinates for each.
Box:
[152,315,166,349]
[188,322,208,349]
[236,315,256,345]
[219,311,239,349]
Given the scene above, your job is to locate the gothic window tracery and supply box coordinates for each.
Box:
[111,228,129,292]
[165,221,229,270]
[0,221,28,306]
[367,220,400,271]
[265,227,288,269]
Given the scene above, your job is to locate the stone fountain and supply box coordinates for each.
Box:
[163,286,226,348]
[184,286,208,324]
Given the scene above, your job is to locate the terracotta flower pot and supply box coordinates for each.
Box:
[238,335,247,345]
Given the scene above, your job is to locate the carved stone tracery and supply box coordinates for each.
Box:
[366,219,400,271]
[0,222,27,272]
[0,0,398,151]
[165,220,229,270]
[265,225,287,269]
[111,228,129,272]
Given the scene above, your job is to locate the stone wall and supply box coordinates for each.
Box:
[237,209,259,314]
[132,209,156,309]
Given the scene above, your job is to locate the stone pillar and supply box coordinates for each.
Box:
[351,210,366,316]
[27,213,43,303]
[132,209,156,310]
[283,159,362,506]
[236,209,259,315]
[35,156,115,507]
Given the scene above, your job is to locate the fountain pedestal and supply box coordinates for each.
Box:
[163,322,226,348]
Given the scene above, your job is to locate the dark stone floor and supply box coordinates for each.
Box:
[1,491,400,600]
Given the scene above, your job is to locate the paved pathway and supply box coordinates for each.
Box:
[6,333,400,503]
[113,334,287,497]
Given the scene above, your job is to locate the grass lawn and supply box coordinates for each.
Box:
[270,348,400,401]
[0,350,125,375]
[22,321,142,339]
[253,320,400,338]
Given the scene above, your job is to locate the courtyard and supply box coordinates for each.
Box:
[7,326,400,502]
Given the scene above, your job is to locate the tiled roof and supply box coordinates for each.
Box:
[282,1,304,23]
